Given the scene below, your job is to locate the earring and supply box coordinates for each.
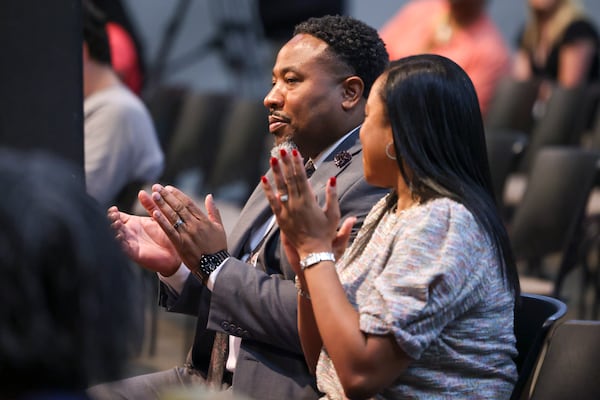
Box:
[385,143,397,160]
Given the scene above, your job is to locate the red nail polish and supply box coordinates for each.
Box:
[292,149,298,157]
[280,148,287,157]
[270,157,278,166]
[261,176,268,183]
[329,177,336,187]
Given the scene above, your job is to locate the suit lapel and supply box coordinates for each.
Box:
[259,128,364,261]
[227,171,273,256]
[227,127,363,260]
[310,127,363,201]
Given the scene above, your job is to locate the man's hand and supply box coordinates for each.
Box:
[146,184,228,272]
[107,190,181,276]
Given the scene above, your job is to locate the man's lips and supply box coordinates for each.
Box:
[268,114,290,133]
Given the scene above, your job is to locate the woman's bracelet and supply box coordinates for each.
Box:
[294,275,311,300]
[299,252,336,270]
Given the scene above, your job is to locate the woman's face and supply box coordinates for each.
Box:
[359,75,398,188]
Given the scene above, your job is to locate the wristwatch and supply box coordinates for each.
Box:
[192,249,230,284]
[299,252,336,270]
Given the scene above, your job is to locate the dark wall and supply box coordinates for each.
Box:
[0,0,84,183]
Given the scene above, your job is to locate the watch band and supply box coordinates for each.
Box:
[192,249,230,284]
[299,252,336,270]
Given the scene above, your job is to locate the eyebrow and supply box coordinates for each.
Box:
[273,66,300,76]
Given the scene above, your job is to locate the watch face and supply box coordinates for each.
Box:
[201,257,214,270]
[193,251,228,284]
[200,251,228,273]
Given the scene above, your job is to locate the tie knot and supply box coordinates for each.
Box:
[305,159,316,178]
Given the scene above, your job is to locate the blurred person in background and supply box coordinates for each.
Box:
[83,0,164,210]
[512,0,599,116]
[379,0,510,115]
[91,0,147,95]
[0,149,139,400]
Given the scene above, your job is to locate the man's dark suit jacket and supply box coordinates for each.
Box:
[159,128,388,399]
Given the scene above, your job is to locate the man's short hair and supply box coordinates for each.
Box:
[82,0,112,65]
[294,15,389,98]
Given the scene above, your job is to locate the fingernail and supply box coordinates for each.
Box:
[153,210,162,218]
[329,177,336,187]
[261,176,268,184]
[152,192,161,201]
[280,148,287,157]
[292,149,298,157]
[270,157,278,166]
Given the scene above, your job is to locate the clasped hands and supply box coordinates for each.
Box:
[107,184,227,278]
[261,148,356,274]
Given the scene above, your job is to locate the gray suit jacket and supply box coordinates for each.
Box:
[159,128,388,399]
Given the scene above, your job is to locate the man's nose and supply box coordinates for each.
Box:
[264,86,283,109]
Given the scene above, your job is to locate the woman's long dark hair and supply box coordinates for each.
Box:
[352,54,520,298]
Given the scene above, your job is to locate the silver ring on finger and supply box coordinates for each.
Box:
[279,193,289,203]
[173,218,185,230]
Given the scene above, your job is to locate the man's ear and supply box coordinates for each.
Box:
[341,76,364,111]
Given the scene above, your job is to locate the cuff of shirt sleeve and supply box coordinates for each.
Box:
[157,263,190,294]
[206,257,229,291]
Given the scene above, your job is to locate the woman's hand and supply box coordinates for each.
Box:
[332,216,356,261]
[261,148,340,259]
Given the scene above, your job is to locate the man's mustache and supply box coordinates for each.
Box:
[269,111,291,123]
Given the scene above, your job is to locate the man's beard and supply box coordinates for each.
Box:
[270,138,298,158]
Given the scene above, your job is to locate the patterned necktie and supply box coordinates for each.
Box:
[206,214,274,388]
[207,331,228,389]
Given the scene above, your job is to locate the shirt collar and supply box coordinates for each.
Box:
[311,125,360,169]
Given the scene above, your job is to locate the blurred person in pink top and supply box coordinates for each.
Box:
[106,22,144,95]
[380,0,510,115]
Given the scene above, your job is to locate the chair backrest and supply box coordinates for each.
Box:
[143,85,189,152]
[509,147,599,262]
[485,77,540,135]
[588,103,600,151]
[161,91,232,185]
[530,320,600,400]
[511,293,568,400]
[206,97,269,204]
[518,85,588,172]
[485,129,528,208]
